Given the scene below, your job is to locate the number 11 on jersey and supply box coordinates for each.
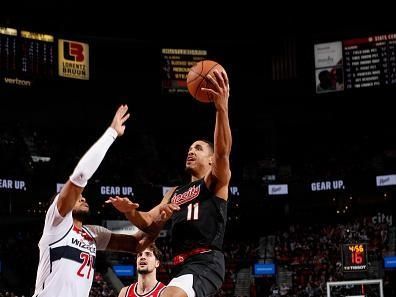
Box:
[187,202,199,220]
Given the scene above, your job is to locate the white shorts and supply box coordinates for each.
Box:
[167,274,195,297]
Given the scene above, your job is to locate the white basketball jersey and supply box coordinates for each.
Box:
[33,195,111,297]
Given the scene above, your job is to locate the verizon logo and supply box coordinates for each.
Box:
[4,77,32,87]
[171,185,200,205]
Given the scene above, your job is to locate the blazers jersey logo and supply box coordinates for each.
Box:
[171,185,200,205]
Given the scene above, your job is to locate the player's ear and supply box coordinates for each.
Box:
[155,260,160,268]
[209,156,213,166]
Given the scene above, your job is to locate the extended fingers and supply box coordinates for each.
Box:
[221,71,229,91]
[213,70,226,89]
[168,203,180,211]
[121,112,130,124]
[105,196,139,207]
[105,197,117,203]
[117,104,129,118]
[200,87,217,96]
[206,74,221,92]
[159,204,180,219]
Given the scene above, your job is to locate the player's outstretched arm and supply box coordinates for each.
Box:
[106,187,179,234]
[57,105,130,216]
[202,70,232,200]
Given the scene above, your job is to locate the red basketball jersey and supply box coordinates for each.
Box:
[124,281,166,297]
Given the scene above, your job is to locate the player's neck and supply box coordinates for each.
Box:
[191,170,208,182]
[137,273,157,294]
[73,219,83,229]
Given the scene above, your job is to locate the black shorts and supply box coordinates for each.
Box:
[171,250,225,297]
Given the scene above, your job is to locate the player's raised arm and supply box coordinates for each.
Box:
[57,105,130,216]
[202,69,232,200]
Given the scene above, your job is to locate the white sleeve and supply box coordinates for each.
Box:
[85,225,112,251]
[70,127,118,187]
[44,194,73,234]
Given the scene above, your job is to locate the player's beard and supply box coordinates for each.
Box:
[185,165,192,174]
[72,208,90,223]
[185,162,197,174]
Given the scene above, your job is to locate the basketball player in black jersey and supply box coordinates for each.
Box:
[107,69,231,297]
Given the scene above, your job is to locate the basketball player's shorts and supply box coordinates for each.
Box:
[168,250,225,297]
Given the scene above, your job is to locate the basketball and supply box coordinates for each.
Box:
[187,60,226,103]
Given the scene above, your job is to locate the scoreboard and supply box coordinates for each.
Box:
[0,27,55,85]
[342,243,368,272]
[0,26,89,86]
[161,48,207,94]
[314,33,396,93]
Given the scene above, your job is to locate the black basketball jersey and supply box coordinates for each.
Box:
[169,178,227,255]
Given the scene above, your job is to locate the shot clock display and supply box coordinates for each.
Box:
[342,243,368,272]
